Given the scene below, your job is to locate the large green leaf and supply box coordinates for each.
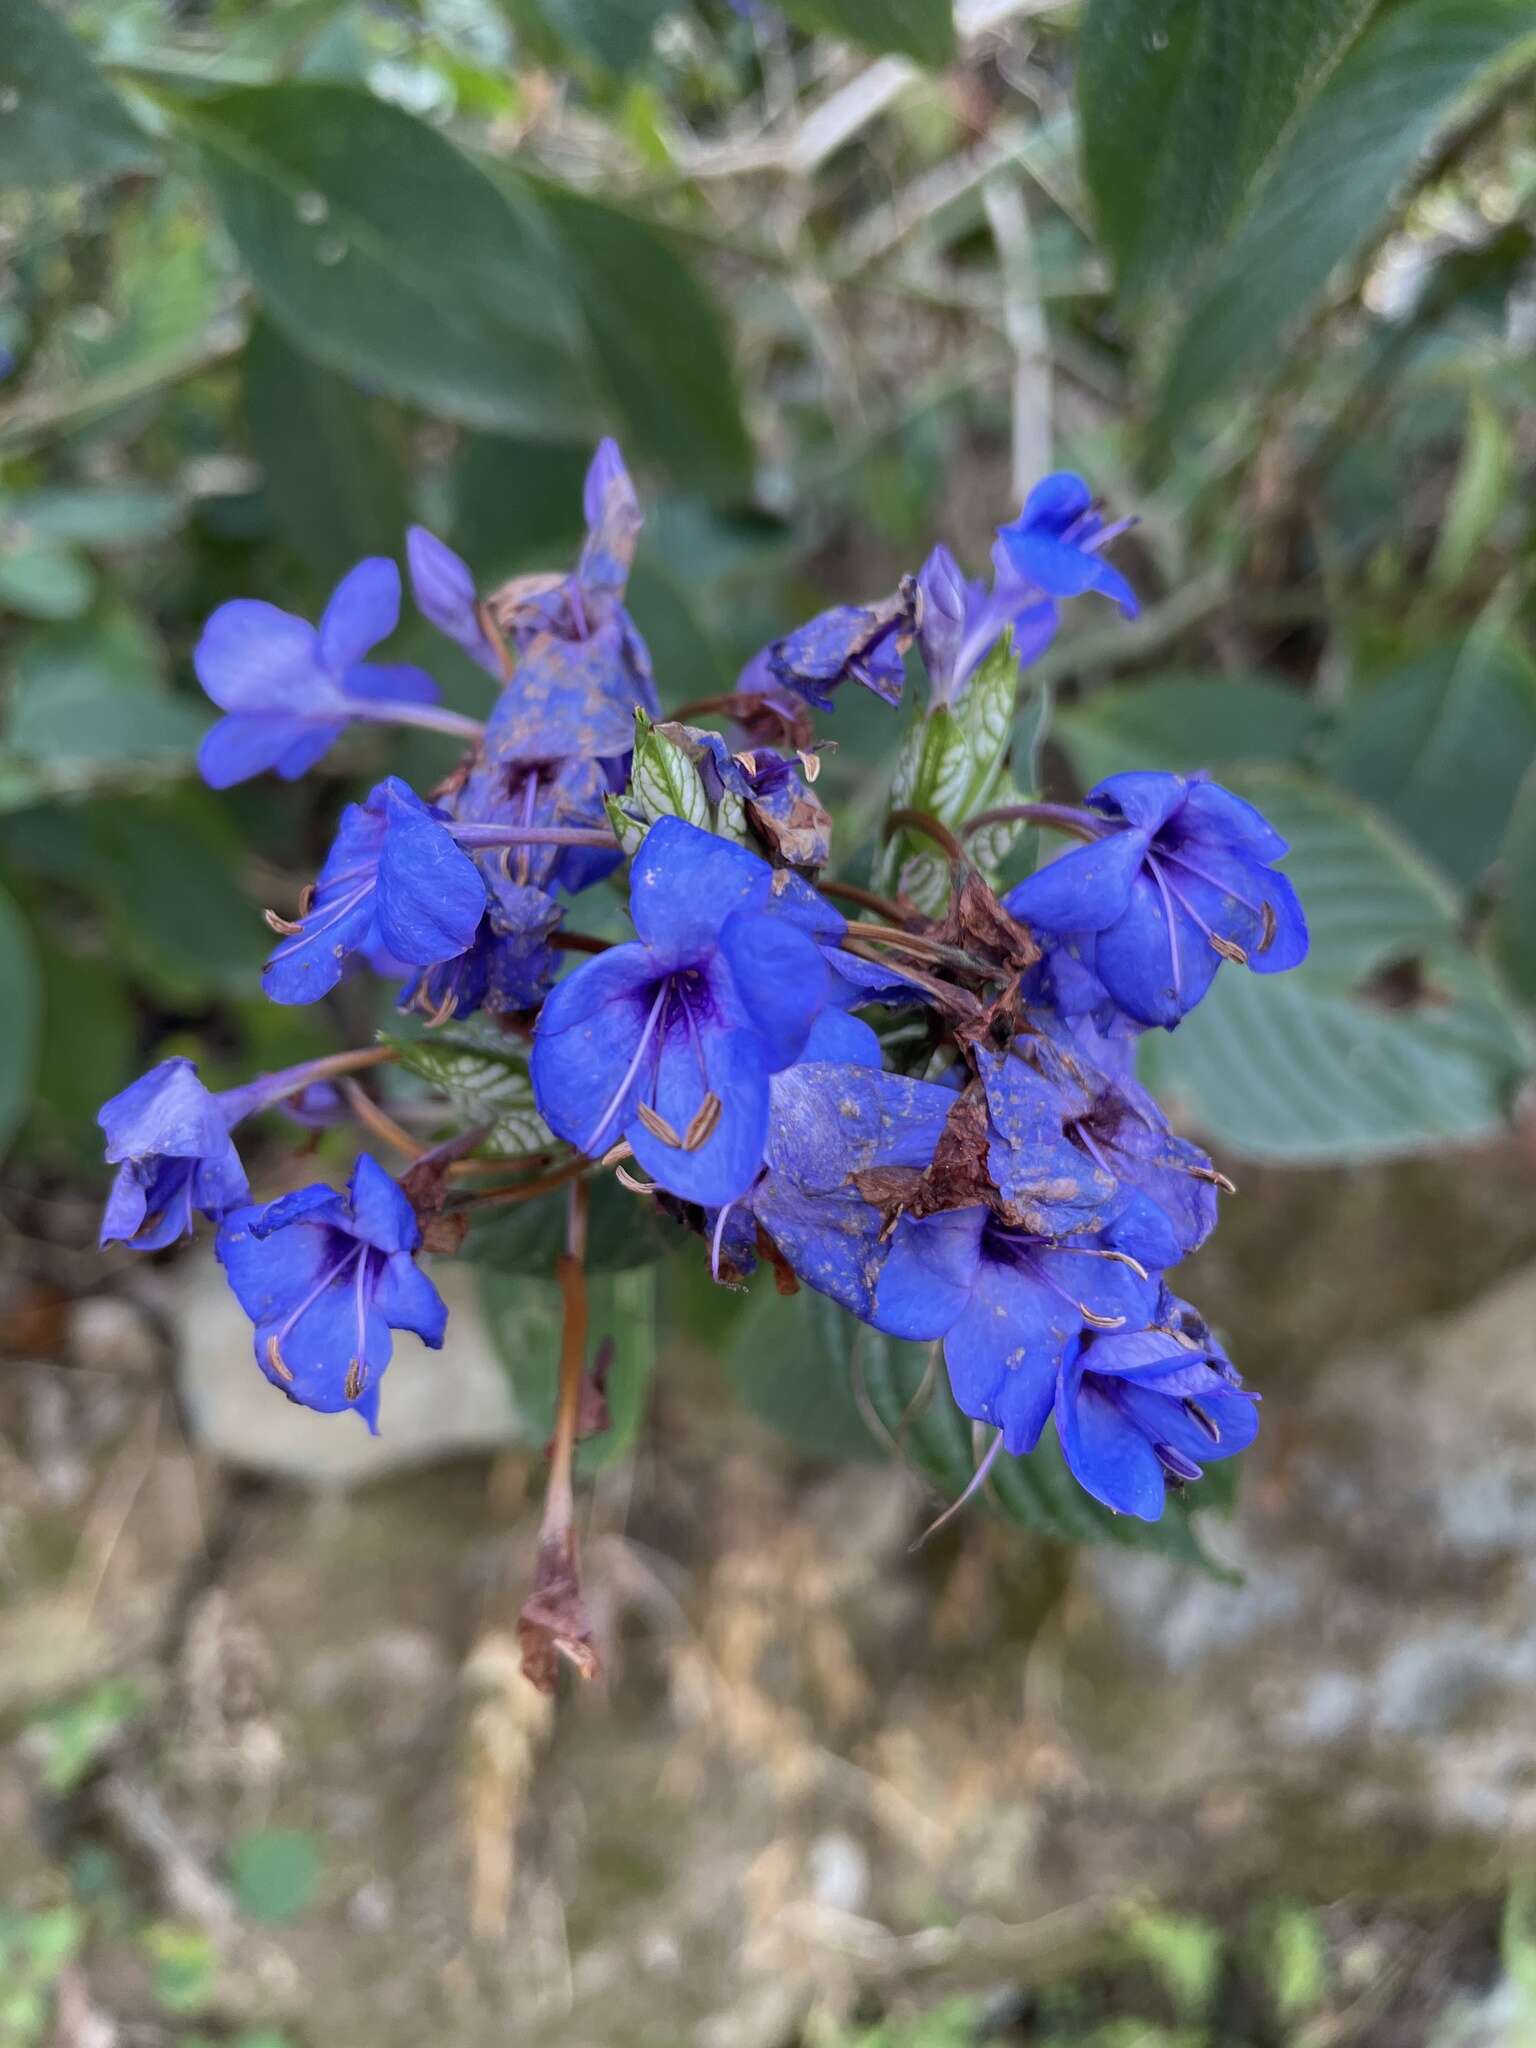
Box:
[727,1285,886,1464]
[0,881,41,1157]
[776,0,954,66]
[181,84,598,438]
[1142,770,1532,1161]
[385,1024,552,1159]
[1324,629,1536,890]
[530,181,750,493]
[1159,0,1536,426]
[478,1266,657,1473]
[1078,0,1377,306]
[0,0,156,187]
[242,319,411,584]
[1055,674,1320,792]
[1496,762,1536,1008]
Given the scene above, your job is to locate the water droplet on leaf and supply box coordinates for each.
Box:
[295,190,329,225]
[315,236,348,267]
[0,87,20,114]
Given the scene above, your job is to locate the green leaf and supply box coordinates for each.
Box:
[727,1284,886,1463]
[29,945,136,1163]
[0,882,41,1158]
[537,0,674,71]
[450,435,590,572]
[629,710,710,828]
[1252,1900,1330,2021]
[0,538,95,620]
[142,1925,219,2015]
[1496,761,1536,1007]
[478,1265,657,1472]
[25,1679,144,1796]
[182,84,597,438]
[462,1171,676,1273]
[529,180,750,492]
[228,1830,322,1925]
[776,0,954,67]
[1324,629,1536,889]
[243,317,411,584]
[1078,0,1377,307]
[1124,1908,1223,2019]
[0,0,156,187]
[857,1322,1229,1563]
[1055,674,1320,792]
[7,486,185,548]
[7,676,206,767]
[1159,0,1536,426]
[385,1024,552,1157]
[1431,388,1514,587]
[876,635,1024,912]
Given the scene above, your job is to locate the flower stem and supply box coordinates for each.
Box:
[817,877,913,923]
[450,823,620,851]
[339,1077,425,1160]
[884,807,968,865]
[961,802,1098,843]
[357,702,486,741]
[840,920,993,978]
[456,1156,592,1210]
[550,931,613,955]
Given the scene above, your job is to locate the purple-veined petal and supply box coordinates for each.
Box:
[626,1017,770,1207]
[1093,868,1223,1028]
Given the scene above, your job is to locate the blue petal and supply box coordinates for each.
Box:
[198,713,341,790]
[1016,472,1093,534]
[262,877,379,1006]
[800,1008,881,1065]
[627,1016,770,1206]
[1003,828,1148,934]
[374,790,486,968]
[1093,868,1222,1028]
[193,600,332,714]
[348,1153,419,1255]
[252,1182,347,1239]
[1248,865,1308,974]
[718,908,828,1069]
[99,1058,225,1165]
[407,524,500,675]
[939,1256,1065,1452]
[530,946,660,1150]
[346,661,440,707]
[628,816,773,966]
[1087,772,1188,834]
[373,1251,447,1346]
[765,871,847,943]
[871,1207,984,1341]
[750,1182,883,1319]
[1056,1354,1167,1519]
[484,622,641,763]
[1176,779,1289,862]
[318,557,398,673]
[577,437,642,604]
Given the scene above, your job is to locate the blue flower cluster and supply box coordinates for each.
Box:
[96,450,1305,1524]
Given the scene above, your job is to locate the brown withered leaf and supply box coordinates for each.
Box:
[575,1336,614,1442]
[938,869,1040,976]
[518,1528,599,1695]
[745,787,834,869]
[853,1084,999,1226]
[709,692,816,753]
[421,1211,469,1256]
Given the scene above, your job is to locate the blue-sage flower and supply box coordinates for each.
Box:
[98,1058,249,1251]
[1055,1297,1258,1520]
[263,776,486,1006]
[748,580,919,712]
[871,1204,1162,1453]
[481,440,659,764]
[530,817,838,1206]
[1004,771,1309,1028]
[401,869,562,1023]
[980,1032,1221,1268]
[196,558,479,789]
[915,542,1057,708]
[994,472,1139,620]
[216,1153,447,1432]
[747,1059,959,1315]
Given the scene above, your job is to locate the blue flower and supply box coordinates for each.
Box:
[915,542,1056,707]
[871,1205,1162,1452]
[979,1030,1220,1269]
[751,582,919,712]
[480,440,660,764]
[531,817,839,1205]
[994,472,1139,620]
[196,559,445,788]
[1004,772,1309,1028]
[263,776,486,1006]
[747,1059,957,1315]
[1055,1297,1258,1520]
[401,870,562,1023]
[215,1153,447,1432]
[98,1059,249,1251]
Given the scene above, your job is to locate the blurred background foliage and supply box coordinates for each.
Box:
[2,0,1536,1490]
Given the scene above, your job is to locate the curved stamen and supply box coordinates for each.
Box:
[267,878,375,961]
[711,1201,737,1283]
[911,1429,1005,1551]
[1157,845,1265,916]
[1145,857,1185,999]
[1155,862,1248,964]
[584,981,669,1156]
[268,1241,366,1372]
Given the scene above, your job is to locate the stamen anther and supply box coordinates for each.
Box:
[682,1092,722,1152]
[635,1101,683,1148]
[265,1335,295,1384]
